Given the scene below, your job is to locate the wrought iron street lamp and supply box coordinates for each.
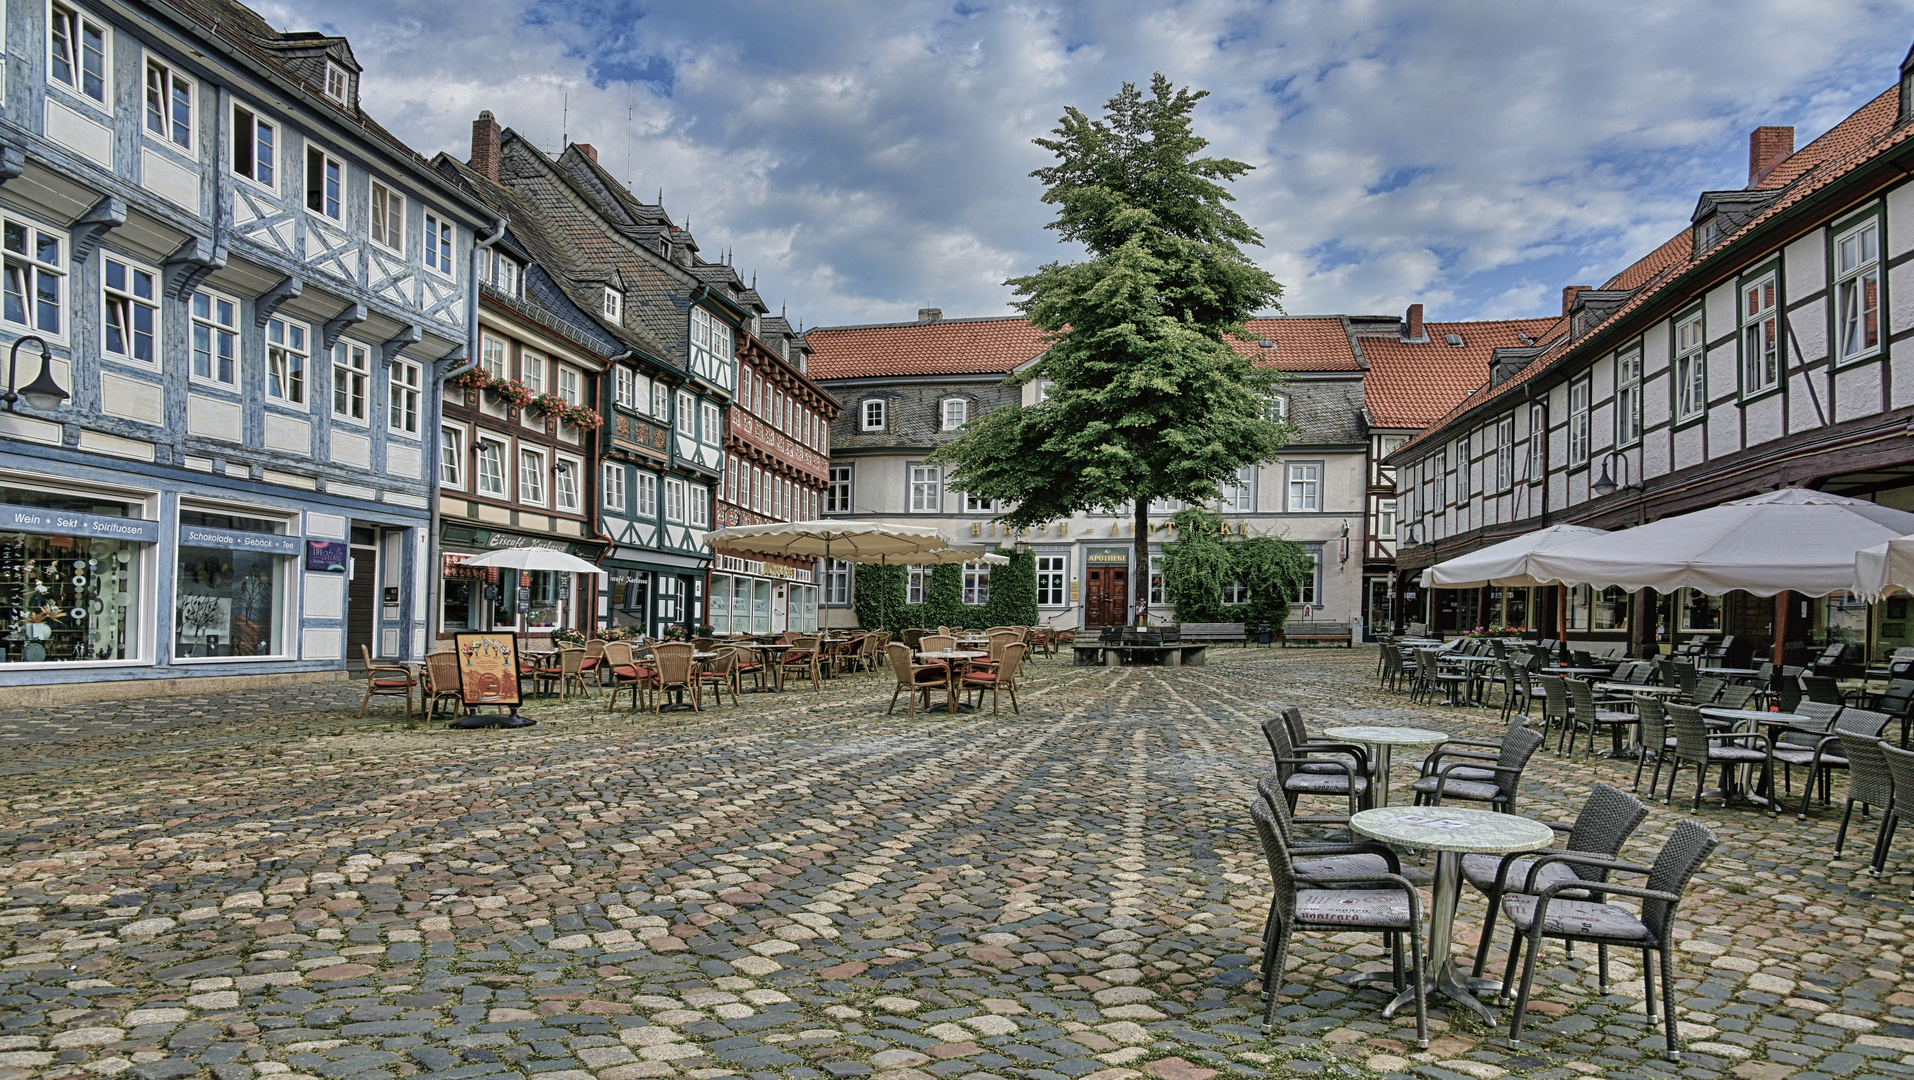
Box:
[3,335,67,412]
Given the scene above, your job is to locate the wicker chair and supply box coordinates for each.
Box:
[698,647,739,708]
[1690,676,1726,705]
[961,643,1026,715]
[1262,714,1370,823]
[1281,706,1380,779]
[1566,678,1636,761]
[1467,783,1649,982]
[1631,695,1679,796]
[887,642,948,717]
[781,636,824,692]
[1410,724,1544,813]
[1714,684,1757,710]
[1254,774,1430,886]
[535,647,591,699]
[358,644,416,719]
[1536,675,1573,749]
[1501,819,1719,1061]
[1835,731,1895,858]
[1249,797,1427,1046]
[422,651,464,718]
[604,641,656,712]
[1662,703,1770,811]
[647,643,699,712]
[581,638,608,687]
[1872,742,1914,874]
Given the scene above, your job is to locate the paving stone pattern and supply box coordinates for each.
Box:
[0,648,1908,1080]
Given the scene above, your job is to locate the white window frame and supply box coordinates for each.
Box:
[101,253,159,367]
[305,142,345,221]
[49,1,111,110]
[520,352,545,394]
[701,400,721,444]
[862,399,886,431]
[751,465,763,514]
[1834,216,1882,366]
[389,358,422,436]
[908,565,929,605]
[1494,414,1515,492]
[1674,311,1706,422]
[189,288,240,390]
[3,211,68,342]
[440,426,463,488]
[602,461,626,512]
[962,561,990,606]
[369,180,404,253]
[518,446,547,507]
[422,211,455,278]
[635,472,658,517]
[942,398,968,431]
[824,559,852,606]
[1615,344,1643,447]
[964,491,995,514]
[330,340,371,423]
[614,366,636,410]
[230,100,278,192]
[602,288,623,323]
[490,251,521,298]
[909,463,941,513]
[664,476,686,523]
[726,454,740,504]
[1297,544,1324,606]
[323,61,350,105]
[142,53,194,153]
[828,464,852,514]
[1528,404,1547,480]
[479,333,507,379]
[1266,393,1288,423]
[1568,376,1591,467]
[553,456,581,513]
[688,483,709,528]
[1036,554,1068,607]
[264,316,309,405]
[651,381,669,420]
[1285,462,1321,513]
[475,439,506,497]
[1378,498,1397,539]
[1740,271,1780,397]
[676,391,695,437]
[557,365,580,406]
[1220,465,1254,512]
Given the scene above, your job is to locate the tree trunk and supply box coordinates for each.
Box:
[1134,499,1151,626]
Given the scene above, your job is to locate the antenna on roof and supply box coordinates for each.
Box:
[625,85,633,190]
[562,92,568,147]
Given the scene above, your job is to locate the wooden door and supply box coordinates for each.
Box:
[1085,568,1127,629]
[347,544,377,662]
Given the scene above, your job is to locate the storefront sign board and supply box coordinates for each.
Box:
[454,632,522,706]
[3,506,159,543]
[180,524,302,555]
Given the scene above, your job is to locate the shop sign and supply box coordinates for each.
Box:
[454,632,521,706]
[486,533,565,551]
[306,540,348,572]
[3,506,159,543]
[179,524,301,555]
[1085,548,1130,565]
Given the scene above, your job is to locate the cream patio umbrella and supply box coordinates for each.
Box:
[457,546,607,642]
[1852,537,1914,601]
[1524,489,1914,596]
[1419,524,1609,589]
[703,520,965,628]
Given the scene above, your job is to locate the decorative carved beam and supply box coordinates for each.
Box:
[321,302,366,352]
[69,195,127,265]
[435,345,468,372]
[252,276,302,328]
[380,324,422,364]
[0,143,24,186]
[162,235,226,301]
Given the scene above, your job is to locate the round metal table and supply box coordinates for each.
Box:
[1348,805,1555,1023]
[1321,725,1448,806]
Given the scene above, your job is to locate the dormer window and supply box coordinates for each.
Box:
[1265,394,1287,423]
[602,288,622,323]
[323,62,350,105]
[1901,42,1914,125]
[1696,214,1720,253]
[862,399,886,431]
[942,398,968,430]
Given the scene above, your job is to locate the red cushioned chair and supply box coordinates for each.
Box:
[962,643,1026,716]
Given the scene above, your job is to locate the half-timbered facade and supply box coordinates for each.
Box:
[0,0,491,700]
[1390,54,1914,661]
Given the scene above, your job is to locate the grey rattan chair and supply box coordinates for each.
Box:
[1255,775,1430,886]
[1410,724,1545,813]
[1662,703,1770,811]
[1467,783,1650,981]
[1261,715,1371,823]
[1714,684,1757,710]
[1835,731,1895,858]
[1631,695,1677,795]
[1537,675,1573,750]
[1249,797,1427,1047]
[1281,706,1379,779]
[1874,742,1914,875]
[1501,819,1719,1061]
[1566,679,1636,761]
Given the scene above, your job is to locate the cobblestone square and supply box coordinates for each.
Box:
[0,649,1908,1080]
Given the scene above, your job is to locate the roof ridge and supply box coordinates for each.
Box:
[807,314,1030,333]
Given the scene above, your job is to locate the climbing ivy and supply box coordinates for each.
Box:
[850,548,1038,631]
[1159,508,1313,629]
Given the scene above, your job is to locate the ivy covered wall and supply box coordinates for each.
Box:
[1159,509,1314,629]
[851,548,1038,631]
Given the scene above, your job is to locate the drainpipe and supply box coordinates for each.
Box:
[590,350,637,631]
[424,218,507,646]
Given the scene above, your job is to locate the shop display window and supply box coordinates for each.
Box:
[175,509,293,658]
[1,487,147,663]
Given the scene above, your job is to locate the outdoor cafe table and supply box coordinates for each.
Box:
[1347,806,1555,1023]
[743,642,792,693]
[1321,725,1447,806]
[1700,666,1765,678]
[1698,707,1812,808]
[1435,653,1501,706]
[917,650,987,713]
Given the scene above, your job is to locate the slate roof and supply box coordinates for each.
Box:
[1361,316,1563,429]
[806,317,1050,379]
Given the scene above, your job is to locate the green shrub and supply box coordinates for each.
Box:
[1160,508,1312,630]
[851,548,1037,631]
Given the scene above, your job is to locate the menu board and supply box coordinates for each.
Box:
[454,632,521,707]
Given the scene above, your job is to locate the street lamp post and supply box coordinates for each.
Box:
[2,336,68,412]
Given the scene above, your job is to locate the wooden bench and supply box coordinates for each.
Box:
[1180,622,1247,648]
[1074,628,1212,668]
[1281,621,1353,647]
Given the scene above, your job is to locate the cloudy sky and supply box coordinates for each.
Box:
[269,0,1914,329]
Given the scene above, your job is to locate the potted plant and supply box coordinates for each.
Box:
[550,626,587,648]
[531,392,568,421]
[487,378,535,410]
[454,368,490,393]
[562,403,605,431]
[663,625,687,641]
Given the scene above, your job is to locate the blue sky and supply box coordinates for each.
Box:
[268,0,1914,329]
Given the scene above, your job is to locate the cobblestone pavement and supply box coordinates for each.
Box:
[1,647,1910,1080]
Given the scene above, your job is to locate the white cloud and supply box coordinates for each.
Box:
[266,0,1914,327]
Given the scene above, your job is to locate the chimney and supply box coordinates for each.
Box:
[471,111,502,182]
[1562,285,1591,316]
[1748,126,1794,187]
[917,308,943,324]
[1402,303,1425,342]
[575,142,598,164]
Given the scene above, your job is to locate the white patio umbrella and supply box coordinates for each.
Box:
[457,547,607,642]
[909,547,1012,566]
[1524,489,1914,597]
[1420,524,1608,589]
[1852,537,1914,601]
[704,520,964,628]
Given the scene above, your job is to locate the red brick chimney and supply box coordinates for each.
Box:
[1403,303,1424,342]
[1562,285,1591,316]
[1748,126,1794,187]
[471,111,502,182]
[575,143,599,164]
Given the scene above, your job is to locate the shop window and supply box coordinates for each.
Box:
[175,509,293,658]
[0,486,147,663]
[1678,588,1723,633]
[1568,584,1631,631]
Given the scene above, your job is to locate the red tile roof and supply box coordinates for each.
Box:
[1361,317,1564,428]
[1397,82,1911,458]
[1229,317,1363,371]
[805,316,1050,379]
